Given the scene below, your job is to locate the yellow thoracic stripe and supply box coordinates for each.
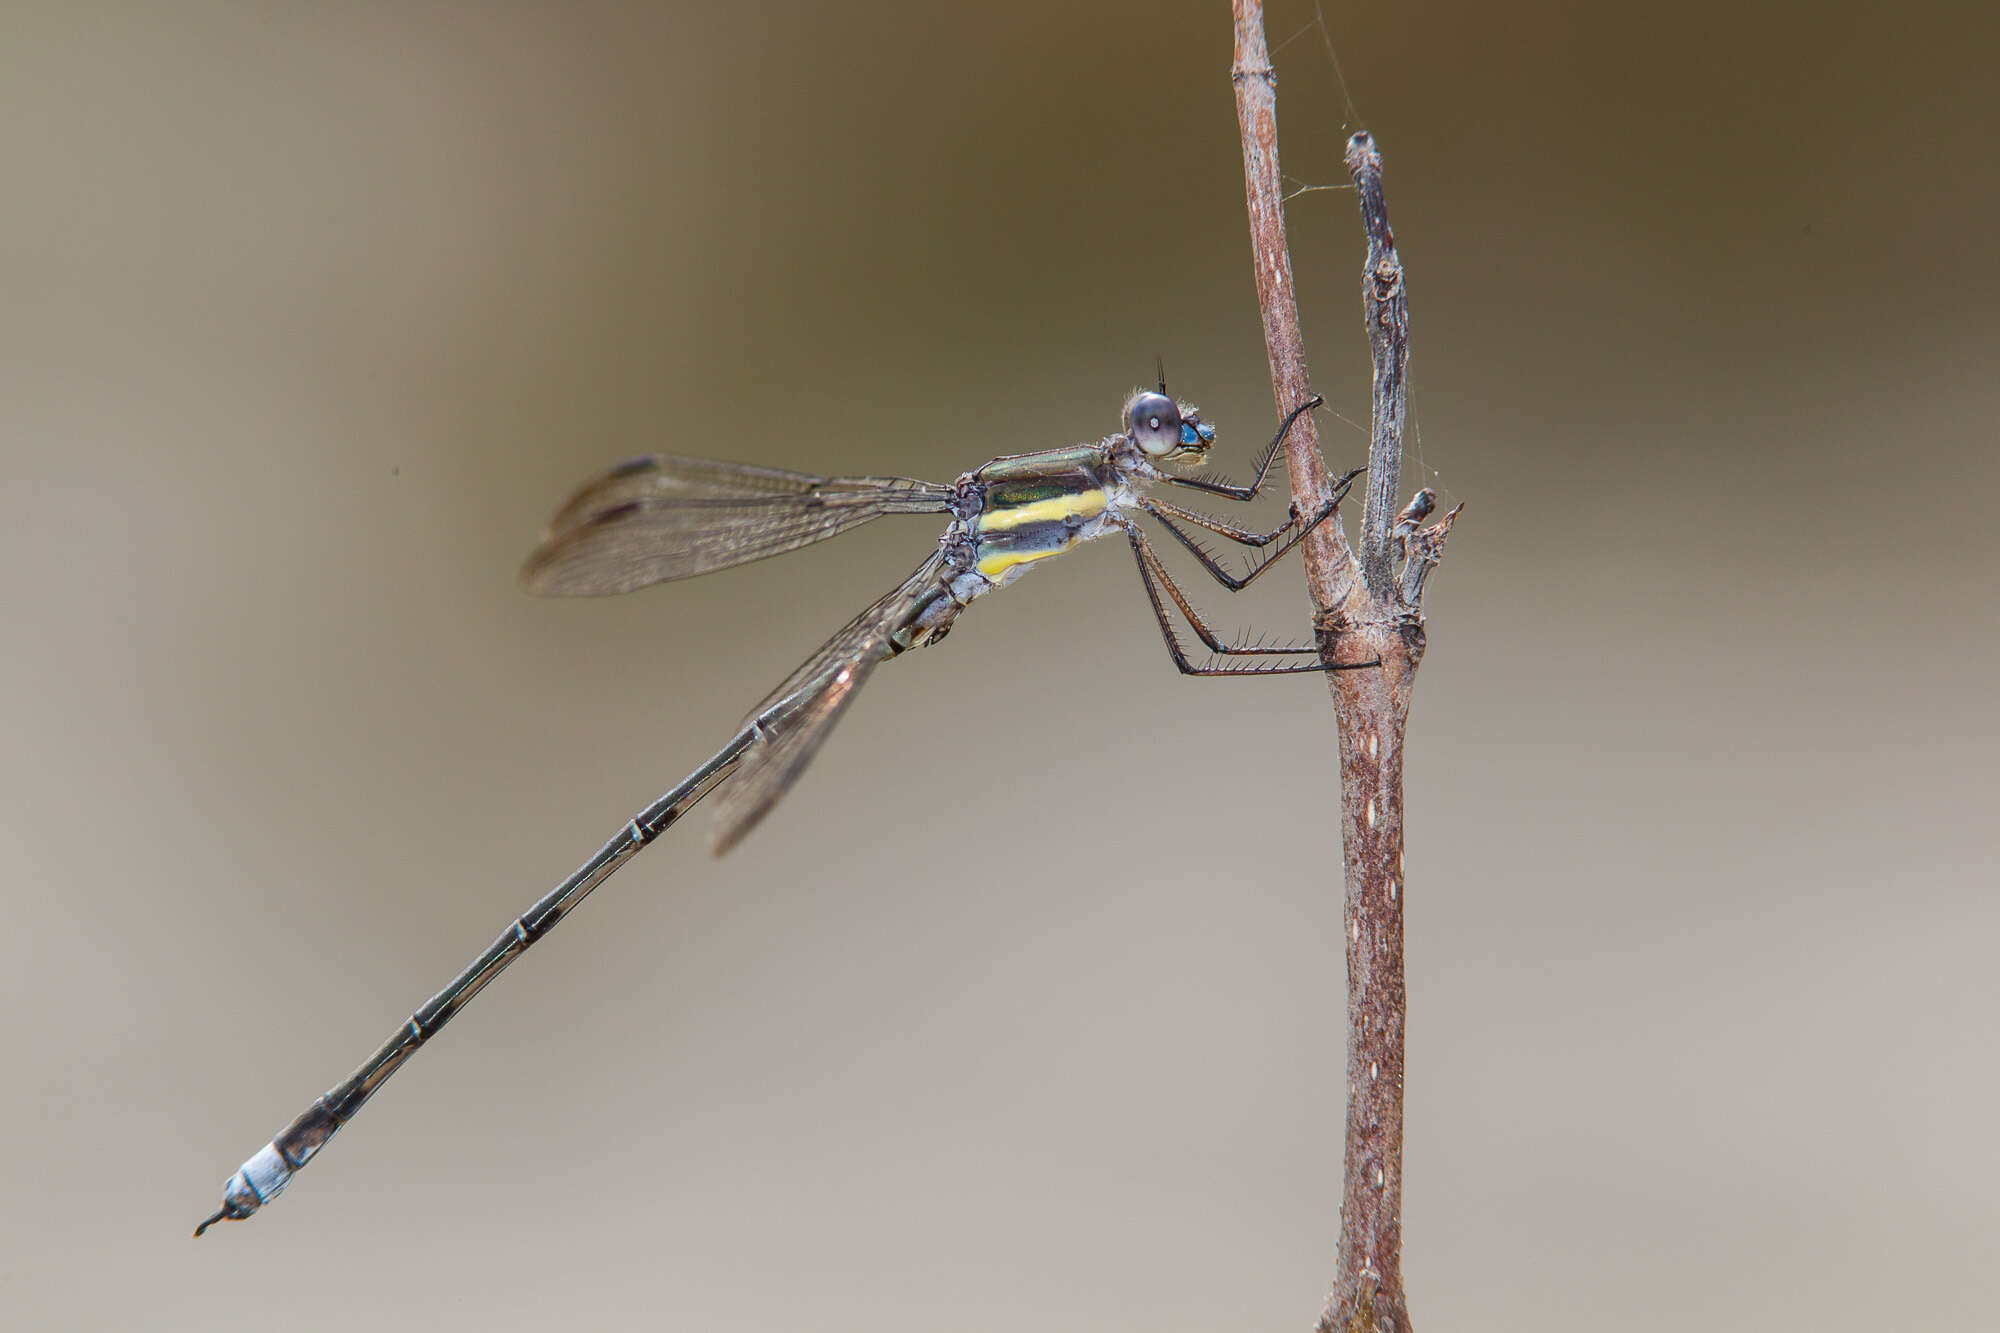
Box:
[975,489,1107,532]
[976,545,1063,579]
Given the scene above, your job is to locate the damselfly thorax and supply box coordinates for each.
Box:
[898,430,1195,645]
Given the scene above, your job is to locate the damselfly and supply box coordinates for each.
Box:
[195,383,1371,1236]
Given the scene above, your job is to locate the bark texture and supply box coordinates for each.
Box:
[1229,7,1462,1331]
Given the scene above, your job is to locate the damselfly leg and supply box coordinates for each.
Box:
[1118,459,1372,677]
[1140,465,1367,591]
[1122,522,1374,676]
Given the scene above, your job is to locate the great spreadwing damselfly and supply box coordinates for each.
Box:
[195,382,1372,1236]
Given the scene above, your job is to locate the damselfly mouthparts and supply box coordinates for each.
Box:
[196,384,1370,1236]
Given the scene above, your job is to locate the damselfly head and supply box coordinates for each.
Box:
[1124,390,1216,463]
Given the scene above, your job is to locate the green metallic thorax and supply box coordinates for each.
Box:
[966,445,1117,584]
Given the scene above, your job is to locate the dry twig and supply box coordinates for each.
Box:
[1230,5,1462,1331]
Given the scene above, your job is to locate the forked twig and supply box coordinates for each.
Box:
[1230,5,1461,1331]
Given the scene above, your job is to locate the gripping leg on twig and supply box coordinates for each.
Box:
[1140,464,1363,590]
[1121,522,1378,677]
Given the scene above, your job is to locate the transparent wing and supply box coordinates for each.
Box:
[544,454,949,538]
[709,656,878,858]
[522,454,954,596]
[710,554,948,855]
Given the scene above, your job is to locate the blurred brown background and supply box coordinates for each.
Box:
[3,1,1995,1329]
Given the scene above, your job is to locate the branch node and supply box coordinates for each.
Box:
[1396,502,1463,606]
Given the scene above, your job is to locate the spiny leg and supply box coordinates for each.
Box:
[1147,464,1365,548]
[1165,394,1323,503]
[1140,465,1364,591]
[1126,523,1314,655]
[1143,496,1298,548]
[1141,500,1322,592]
[1121,523,1378,677]
[1128,520,1312,660]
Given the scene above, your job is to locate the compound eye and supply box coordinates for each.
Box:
[1127,391,1182,456]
